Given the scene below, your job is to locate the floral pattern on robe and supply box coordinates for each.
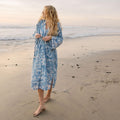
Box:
[31,19,63,90]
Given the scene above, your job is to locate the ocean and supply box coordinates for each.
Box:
[0,25,120,52]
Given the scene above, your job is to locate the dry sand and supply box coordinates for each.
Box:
[0,36,120,120]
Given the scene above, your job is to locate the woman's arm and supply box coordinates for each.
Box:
[32,24,38,38]
[49,22,63,50]
[32,20,43,38]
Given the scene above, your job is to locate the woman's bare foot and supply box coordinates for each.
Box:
[33,105,46,117]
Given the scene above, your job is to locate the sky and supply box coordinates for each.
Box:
[0,0,120,26]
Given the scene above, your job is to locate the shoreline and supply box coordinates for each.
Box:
[1,35,120,54]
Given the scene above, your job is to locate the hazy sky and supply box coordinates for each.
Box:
[0,0,120,26]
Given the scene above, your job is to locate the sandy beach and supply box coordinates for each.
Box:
[0,36,120,120]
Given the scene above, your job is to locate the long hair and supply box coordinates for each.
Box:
[38,5,62,36]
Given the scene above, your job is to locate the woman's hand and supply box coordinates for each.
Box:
[42,36,52,42]
[35,33,41,38]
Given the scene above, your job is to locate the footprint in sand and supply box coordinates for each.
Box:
[92,110,97,114]
[106,71,111,73]
[90,96,97,101]
[112,59,115,61]
[72,75,75,78]
[96,60,100,63]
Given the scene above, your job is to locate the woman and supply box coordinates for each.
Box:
[31,5,63,116]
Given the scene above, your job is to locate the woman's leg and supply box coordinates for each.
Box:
[38,89,45,106]
[44,78,53,102]
[33,89,46,116]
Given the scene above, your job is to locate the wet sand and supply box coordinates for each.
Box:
[0,36,120,120]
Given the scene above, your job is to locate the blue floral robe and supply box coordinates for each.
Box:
[31,19,63,90]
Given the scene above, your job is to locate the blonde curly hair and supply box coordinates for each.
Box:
[38,5,62,36]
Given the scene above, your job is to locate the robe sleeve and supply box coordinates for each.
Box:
[49,22,63,50]
[32,23,38,39]
[32,20,43,39]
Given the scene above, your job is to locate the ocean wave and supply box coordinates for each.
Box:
[0,33,120,41]
[63,33,120,39]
